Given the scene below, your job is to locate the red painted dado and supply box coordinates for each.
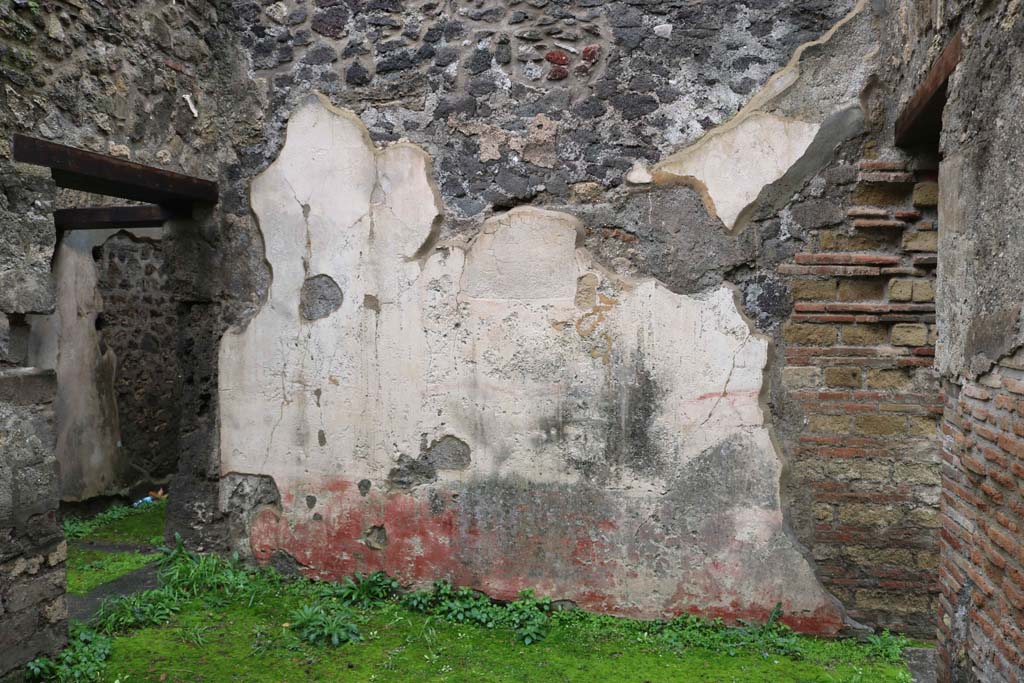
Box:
[249,477,846,635]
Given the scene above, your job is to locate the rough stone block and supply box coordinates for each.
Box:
[808,414,851,434]
[906,415,938,436]
[854,414,905,436]
[891,323,928,346]
[838,278,886,301]
[888,279,914,302]
[844,545,914,566]
[854,589,930,613]
[783,366,820,390]
[912,280,934,302]
[824,366,861,387]
[791,279,837,301]
[912,181,938,207]
[842,324,887,345]
[866,368,913,390]
[902,230,938,252]
[783,322,838,346]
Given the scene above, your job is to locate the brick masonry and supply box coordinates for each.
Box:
[939,358,1024,681]
[779,158,942,637]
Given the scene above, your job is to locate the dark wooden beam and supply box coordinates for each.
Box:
[895,32,962,148]
[12,134,218,207]
[53,205,184,233]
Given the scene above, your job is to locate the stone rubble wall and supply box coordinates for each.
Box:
[1,0,242,509]
[0,0,237,675]
[0,370,65,682]
[213,0,945,637]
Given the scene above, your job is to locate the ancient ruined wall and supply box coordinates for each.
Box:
[204,0,953,635]
[0,168,65,677]
[879,0,1024,679]
[220,96,847,629]
[94,233,182,495]
[1,0,236,503]
[0,0,244,674]
[0,55,64,668]
[0,369,65,681]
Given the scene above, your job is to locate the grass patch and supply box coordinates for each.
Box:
[63,499,167,545]
[30,543,916,683]
[67,548,156,595]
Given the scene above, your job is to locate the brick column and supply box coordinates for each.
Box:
[938,364,1024,681]
[780,160,942,636]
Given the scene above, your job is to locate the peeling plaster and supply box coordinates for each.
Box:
[219,96,846,632]
[653,0,874,231]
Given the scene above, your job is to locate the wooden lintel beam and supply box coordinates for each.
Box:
[53,205,184,233]
[895,32,962,147]
[12,134,218,207]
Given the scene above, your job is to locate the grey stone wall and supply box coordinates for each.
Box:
[2,0,259,509]
[94,232,182,495]
[0,370,65,681]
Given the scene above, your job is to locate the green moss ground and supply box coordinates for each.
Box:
[64,500,167,596]
[98,597,911,683]
[78,500,167,545]
[67,548,156,595]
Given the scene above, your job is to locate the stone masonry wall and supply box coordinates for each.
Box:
[777,157,942,637]
[0,39,65,670]
[0,370,66,682]
[2,0,243,505]
[0,0,243,675]
[94,233,182,494]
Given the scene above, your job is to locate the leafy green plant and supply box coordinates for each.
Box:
[288,605,361,646]
[435,587,492,626]
[93,588,180,634]
[27,624,111,682]
[179,624,212,646]
[502,590,552,644]
[866,630,911,663]
[400,589,435,613]
[335,571,400,609]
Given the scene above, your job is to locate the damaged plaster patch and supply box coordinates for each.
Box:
[655,113,819,231]
[421,435,471,470]
[653,0,874,231]
[299,274,343,320]
[220,96,844,631]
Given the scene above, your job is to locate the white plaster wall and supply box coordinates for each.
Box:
[219,95,843,628]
